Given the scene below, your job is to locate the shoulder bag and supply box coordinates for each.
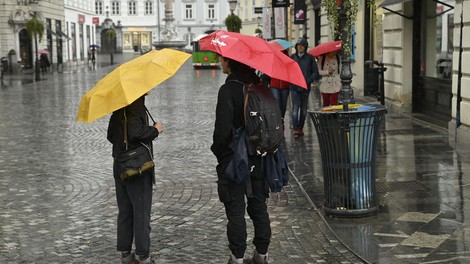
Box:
[117,107,155,182]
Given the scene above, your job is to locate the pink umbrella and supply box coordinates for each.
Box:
[308,41,342,57]
[199,30,307,89]
[37,50,49,55]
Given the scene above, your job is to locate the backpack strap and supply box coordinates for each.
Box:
[226,79,255,198]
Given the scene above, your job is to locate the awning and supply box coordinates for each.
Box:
[378,0,412,7]
[379,0,414,19]
[379,0,454,20]
[56,29,71,40]
[47,28,59,37]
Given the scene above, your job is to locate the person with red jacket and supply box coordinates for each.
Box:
[269,77,290,119]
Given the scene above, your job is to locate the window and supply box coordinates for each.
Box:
[95,1,103,15]
[128,1,137,15]
[111,1,120,15]
[145,1,153,15]
[185,4,194,19]
[207,4,215,19]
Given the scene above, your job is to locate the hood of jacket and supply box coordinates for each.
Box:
[295,38,309,51]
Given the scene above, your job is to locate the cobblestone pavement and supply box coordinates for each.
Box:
[0,58,366,263]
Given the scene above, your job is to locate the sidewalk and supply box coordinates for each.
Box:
[285,93,470,263]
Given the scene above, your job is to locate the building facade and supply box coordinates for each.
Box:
[249,0,469,142]
[91,0,231,53]
[0,0,65,72]
[379,0,469,145]
[64,0,96,65]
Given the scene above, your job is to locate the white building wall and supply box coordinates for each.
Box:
[0,0,65,71]
[65,0,96,65]
[449,0,470,146]
[381,2,413,114]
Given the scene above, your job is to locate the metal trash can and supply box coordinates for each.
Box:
[308,104,386,216]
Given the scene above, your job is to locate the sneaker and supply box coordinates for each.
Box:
[252,250,269,264]
[121,252,136,264]
[136,255,155,264]
[227,253,247,264]
[293,128,299,136]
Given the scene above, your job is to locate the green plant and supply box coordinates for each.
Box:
[8,49,16,55]
[322,0,376,56]
[255,28,262,35]
[106,29,116,64]
[225,14,242,32]
[25,15,44,81]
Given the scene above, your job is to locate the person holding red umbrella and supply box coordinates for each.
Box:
[211,56,271,264]
[317,50,341,106]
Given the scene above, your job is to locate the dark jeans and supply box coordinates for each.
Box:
[271,88,290,118]
[114,161,154,256]
[216,158,271,259]
[290,87,310,129]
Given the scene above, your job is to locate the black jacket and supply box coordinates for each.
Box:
[211,69,259,165]
[107,97,159,159]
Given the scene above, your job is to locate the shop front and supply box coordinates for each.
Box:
[123,28,152,52]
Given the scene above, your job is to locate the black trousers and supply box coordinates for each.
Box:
[217,157,271,259]
[114,161,154,256]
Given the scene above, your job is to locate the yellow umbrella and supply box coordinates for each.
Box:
[76,48,191,123]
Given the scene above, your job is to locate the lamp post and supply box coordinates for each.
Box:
[337,0,354,111]
[228,0,237,14]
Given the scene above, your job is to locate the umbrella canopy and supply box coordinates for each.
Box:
[198,30,307,89]
[37,50,49,55]
[76,48,191,124]
[90,44,100,49]
[308,41,342,57]
[268,39,295,50]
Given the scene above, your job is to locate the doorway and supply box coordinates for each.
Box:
[19,29,33,69]
[413,0,453,126]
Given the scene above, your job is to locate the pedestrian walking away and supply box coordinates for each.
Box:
[317,51,341,106]
[267,49,291,122]
[211,56,271,264]
[107,94,163,264]
[40,53,50,74]
[289,38,319,137]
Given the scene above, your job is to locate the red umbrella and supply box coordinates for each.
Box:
[37,50,49,55]
[308,41,342,57]
[199,30,307,89]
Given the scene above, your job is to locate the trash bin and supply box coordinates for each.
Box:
[308,104,386,217]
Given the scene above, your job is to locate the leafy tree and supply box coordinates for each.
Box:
[106,29,116,65]
[25,15,44,81]
[225,14,242,33]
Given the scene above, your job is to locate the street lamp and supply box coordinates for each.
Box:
[337,0,354,111]
[228,0,237,14]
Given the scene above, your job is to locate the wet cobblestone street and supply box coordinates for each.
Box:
[0,60,363,263]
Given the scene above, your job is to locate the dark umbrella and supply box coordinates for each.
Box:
[456,1,463,129]
[89,44,100,49]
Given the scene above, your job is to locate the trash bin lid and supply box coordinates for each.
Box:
[308,104,386,114]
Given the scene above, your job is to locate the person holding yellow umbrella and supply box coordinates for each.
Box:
[107,94,161,264]
[76,48,190,264]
